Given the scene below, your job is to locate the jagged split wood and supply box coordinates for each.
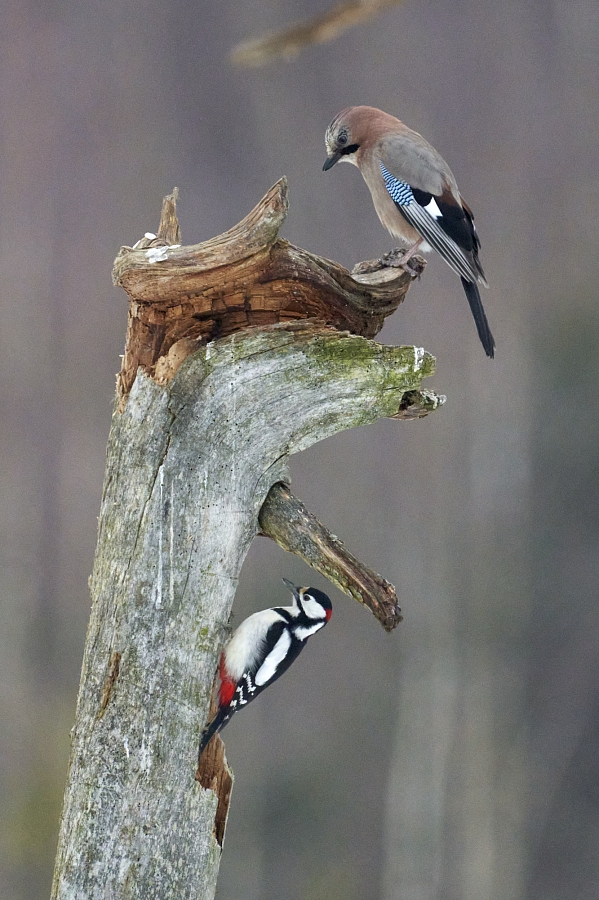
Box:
[51,180,444,900]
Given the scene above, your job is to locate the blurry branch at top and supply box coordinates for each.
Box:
[259,482,403,632]
[230,0,404,68]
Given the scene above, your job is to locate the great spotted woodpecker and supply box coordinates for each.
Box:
[198,579,332,759]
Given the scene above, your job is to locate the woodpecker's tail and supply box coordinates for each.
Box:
[198,708,230,762]
[460,277,495,359]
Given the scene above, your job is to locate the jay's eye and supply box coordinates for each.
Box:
[337,133,348,146]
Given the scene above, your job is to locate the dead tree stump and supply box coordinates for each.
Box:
[51,180,443,899]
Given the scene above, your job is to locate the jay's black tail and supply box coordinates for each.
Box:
[461,277,495,358]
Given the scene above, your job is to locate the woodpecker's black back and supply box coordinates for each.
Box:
[230,617,305,706]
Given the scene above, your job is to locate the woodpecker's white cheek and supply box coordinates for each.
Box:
[301,594,329,620]
[255,630,292,686]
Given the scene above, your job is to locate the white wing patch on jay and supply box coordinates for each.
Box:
[424,196,443,219]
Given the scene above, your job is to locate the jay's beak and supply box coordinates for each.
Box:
[322,151,341,171]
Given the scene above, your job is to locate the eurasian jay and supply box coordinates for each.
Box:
[323,106,495,358]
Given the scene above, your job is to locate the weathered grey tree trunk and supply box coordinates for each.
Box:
[51,183,443,899]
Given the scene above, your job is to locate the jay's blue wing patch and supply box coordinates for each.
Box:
[379,165,415,206]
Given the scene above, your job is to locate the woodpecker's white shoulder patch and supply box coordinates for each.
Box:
[255,629,292,686]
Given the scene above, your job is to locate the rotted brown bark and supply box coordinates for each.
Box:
[112,179,418,409]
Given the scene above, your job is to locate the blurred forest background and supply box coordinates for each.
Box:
[1,1,598,898]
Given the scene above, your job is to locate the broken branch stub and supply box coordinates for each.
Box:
[260,483,403,631]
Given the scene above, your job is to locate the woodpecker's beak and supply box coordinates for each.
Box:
[282,577,300,598]
[322,151,341,171]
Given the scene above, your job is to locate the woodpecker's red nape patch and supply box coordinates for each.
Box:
[325,608,332,622]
